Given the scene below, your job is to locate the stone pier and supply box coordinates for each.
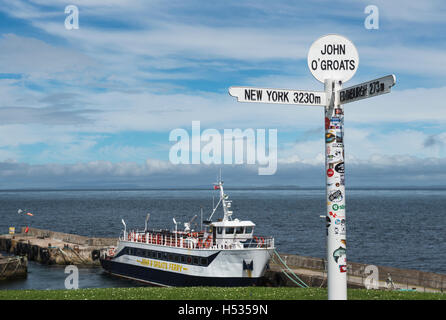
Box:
[263,253,446,293]
[0,227,117,266]
[1,228,445,293]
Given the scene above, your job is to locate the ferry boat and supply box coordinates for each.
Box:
[99,179,275,287]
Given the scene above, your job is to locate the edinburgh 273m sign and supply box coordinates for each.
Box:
[229,34,396,300]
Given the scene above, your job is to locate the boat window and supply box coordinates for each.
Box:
[157,252,162,259]
[217,227,223,234]
[174,255,179,263]
[225,227,234,234]
[245,227,253,234]
[163,252,168,260]
[236,227,244,234]
[128,248,133,255]
[200,258,208,266]
[187,256,192,264]
[180,256,185,263]
[168,254,173,261]
[193,257,199,265]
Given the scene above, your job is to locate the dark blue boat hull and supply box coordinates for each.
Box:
[100,258,260,287]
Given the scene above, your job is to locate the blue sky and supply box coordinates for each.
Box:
[0,0,446,188]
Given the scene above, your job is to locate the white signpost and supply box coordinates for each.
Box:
[229,34,396,300]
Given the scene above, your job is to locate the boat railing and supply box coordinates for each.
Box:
[243,236,274,249]
[121,230,274,250]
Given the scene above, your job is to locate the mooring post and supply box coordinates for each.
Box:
[325,79,347,300]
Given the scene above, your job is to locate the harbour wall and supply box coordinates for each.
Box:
[265,253,446,292]
[1,228,445,292]
[0,227,117,266]
[22,227,117,247]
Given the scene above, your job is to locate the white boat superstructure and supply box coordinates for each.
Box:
[100,178,275,287]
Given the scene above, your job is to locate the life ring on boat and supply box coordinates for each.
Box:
[197,238,203,248]
[205,236,212,248]
[254,236,264,247]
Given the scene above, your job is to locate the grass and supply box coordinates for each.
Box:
[0,287,445,300]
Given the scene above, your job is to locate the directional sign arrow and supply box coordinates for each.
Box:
[229,87,327,106]
[337,74,396,105]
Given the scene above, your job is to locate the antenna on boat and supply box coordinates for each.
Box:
[173,217,178,234]
[144,213,150,232]
[200,206,203,231]
[208,189,222,221]
[208,171,233,222]
[173,217,179,244]
[121,219,126,236]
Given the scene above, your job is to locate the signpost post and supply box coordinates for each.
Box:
[229,34,396,300]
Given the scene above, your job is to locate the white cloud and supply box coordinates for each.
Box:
[0,154,445,188]
[277,127,446,167]
[346,86,446,123]
[361,46,446,76]
[0,34,96,76]
[31,21,314,61]
[0,124,75,147]
[372,0,446,24]
[0,0,445,186]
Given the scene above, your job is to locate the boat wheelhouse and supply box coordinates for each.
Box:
[100,178,274,287]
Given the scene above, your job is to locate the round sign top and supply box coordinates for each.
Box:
[307,34,359,83]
